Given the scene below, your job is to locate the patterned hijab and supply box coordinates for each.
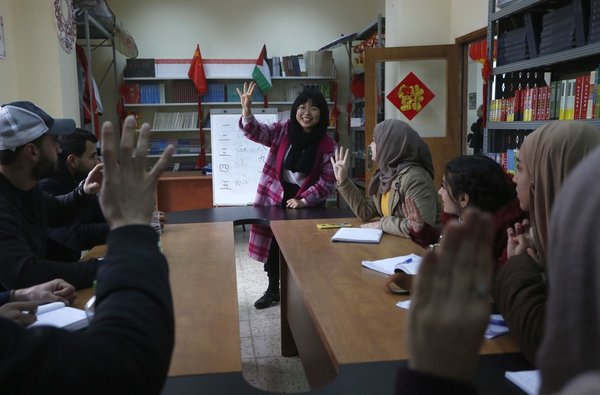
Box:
[537,146,600,394]
[518,121,600,265]
[368,119,434,196]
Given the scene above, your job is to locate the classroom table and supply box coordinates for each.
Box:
[75,207,531,394]
[272,217,531,394]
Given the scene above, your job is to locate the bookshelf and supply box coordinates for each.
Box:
[485,0,600,168]
[121,58,336,210]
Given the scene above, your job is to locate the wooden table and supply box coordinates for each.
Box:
[74,211,529,395]
[272,218,522,390]
[78,222,241,377]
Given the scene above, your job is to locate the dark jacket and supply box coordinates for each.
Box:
[409,198,526,270]
[0,225,175,394]
[493,253,546,365]
[0,173,98,291]
[40,168,108,262]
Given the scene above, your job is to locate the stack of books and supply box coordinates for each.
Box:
[589,0,600,43]
[539,4,577,55]
[498,27,529,65]
[124,58,156,77]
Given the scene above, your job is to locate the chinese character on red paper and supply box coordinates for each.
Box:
[386,72,435,120]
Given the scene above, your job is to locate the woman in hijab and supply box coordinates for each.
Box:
[493,121,600,363]
[331,119,438,237]
[237,82,336,309]
[395,147,600,394]
[537,145,600,394]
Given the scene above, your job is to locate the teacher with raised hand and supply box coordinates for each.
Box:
[237,82,336,309]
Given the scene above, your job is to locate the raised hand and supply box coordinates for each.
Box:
[506,219,537,261]
[236,82,256,118]
[330,146,350,183]
[99,115,174,230]
[83,163,104,195]
[402,196,425,232]
[409,208,494,382]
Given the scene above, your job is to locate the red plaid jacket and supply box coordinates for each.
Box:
[239,116,336,263]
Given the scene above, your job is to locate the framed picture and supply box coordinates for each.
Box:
[0,16,6,59]
[468,92,477,110]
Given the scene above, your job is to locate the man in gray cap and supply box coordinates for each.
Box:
[0,101,101,292]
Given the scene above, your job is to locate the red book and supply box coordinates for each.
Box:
[531,87,538,121]
[574,75,583,119]
[580,74,591,119]
[122,83,140,104]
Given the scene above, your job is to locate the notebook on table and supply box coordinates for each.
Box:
[28,301,89,331]
[331,227,383,244]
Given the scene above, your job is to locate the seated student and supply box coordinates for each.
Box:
[0,101,102,291]
[396,147,600,395]
[403,155,526,268]
[0,115,175,394]
[39,129,107,262]
[331,119,438,237]
[493,121,600,364]
[0,279,76,325]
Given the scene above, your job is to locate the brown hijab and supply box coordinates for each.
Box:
[537,146,600,394]
[518,121,600,264]
[368,119,434,196]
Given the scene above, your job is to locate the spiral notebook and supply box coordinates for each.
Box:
[331,228,383,244]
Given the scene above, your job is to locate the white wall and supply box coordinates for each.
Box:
[0,0,79,120]
[90,0,384,147]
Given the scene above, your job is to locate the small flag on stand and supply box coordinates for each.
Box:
[252,44,272,107]
[188,44,207,169]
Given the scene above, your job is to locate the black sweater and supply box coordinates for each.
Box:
[0,174,98,290]
[0,225,175,394]
[39,169,109,262]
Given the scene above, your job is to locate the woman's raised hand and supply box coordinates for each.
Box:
[330,146,350,183]
[506,219,538,261]
[236,82,256,118]
[402,196,425,233]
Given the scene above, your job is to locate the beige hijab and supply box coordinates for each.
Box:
[368,119,434,196]
[537,146,600,394]
[519,121,600,264]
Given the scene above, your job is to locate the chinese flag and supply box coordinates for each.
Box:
[188,44,207,95]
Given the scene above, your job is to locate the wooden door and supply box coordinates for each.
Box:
[364,45,462,189]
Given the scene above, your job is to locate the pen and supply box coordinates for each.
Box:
[394,258,413,273]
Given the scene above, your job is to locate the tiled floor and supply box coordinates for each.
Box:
[233,225,311,393]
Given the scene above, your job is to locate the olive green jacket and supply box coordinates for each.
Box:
[336,165,439,237]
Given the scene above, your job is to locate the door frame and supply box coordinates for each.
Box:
[455,27,488,154]
[364,44,462,189]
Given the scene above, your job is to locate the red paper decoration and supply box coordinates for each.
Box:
[386,72,435,120]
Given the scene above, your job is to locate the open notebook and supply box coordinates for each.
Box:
[28,301,89,331]
[331,228,383,244]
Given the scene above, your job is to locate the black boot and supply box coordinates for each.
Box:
[254,276,280,309]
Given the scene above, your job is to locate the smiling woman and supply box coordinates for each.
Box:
[237,81,336,310]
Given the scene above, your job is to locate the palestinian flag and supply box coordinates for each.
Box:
[252,45,272,94]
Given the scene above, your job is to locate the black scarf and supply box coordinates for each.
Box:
[283,123,325,173]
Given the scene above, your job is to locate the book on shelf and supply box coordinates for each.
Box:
[124,58,156,78]
[28,302,88,331]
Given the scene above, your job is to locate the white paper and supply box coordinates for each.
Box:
[331,227,383,244]
[396,300,412,309]
[394,303,510,340]
[362,253,422,275]
[485,313,509,339]
[29,302,88,331]
[505,370,540,395]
